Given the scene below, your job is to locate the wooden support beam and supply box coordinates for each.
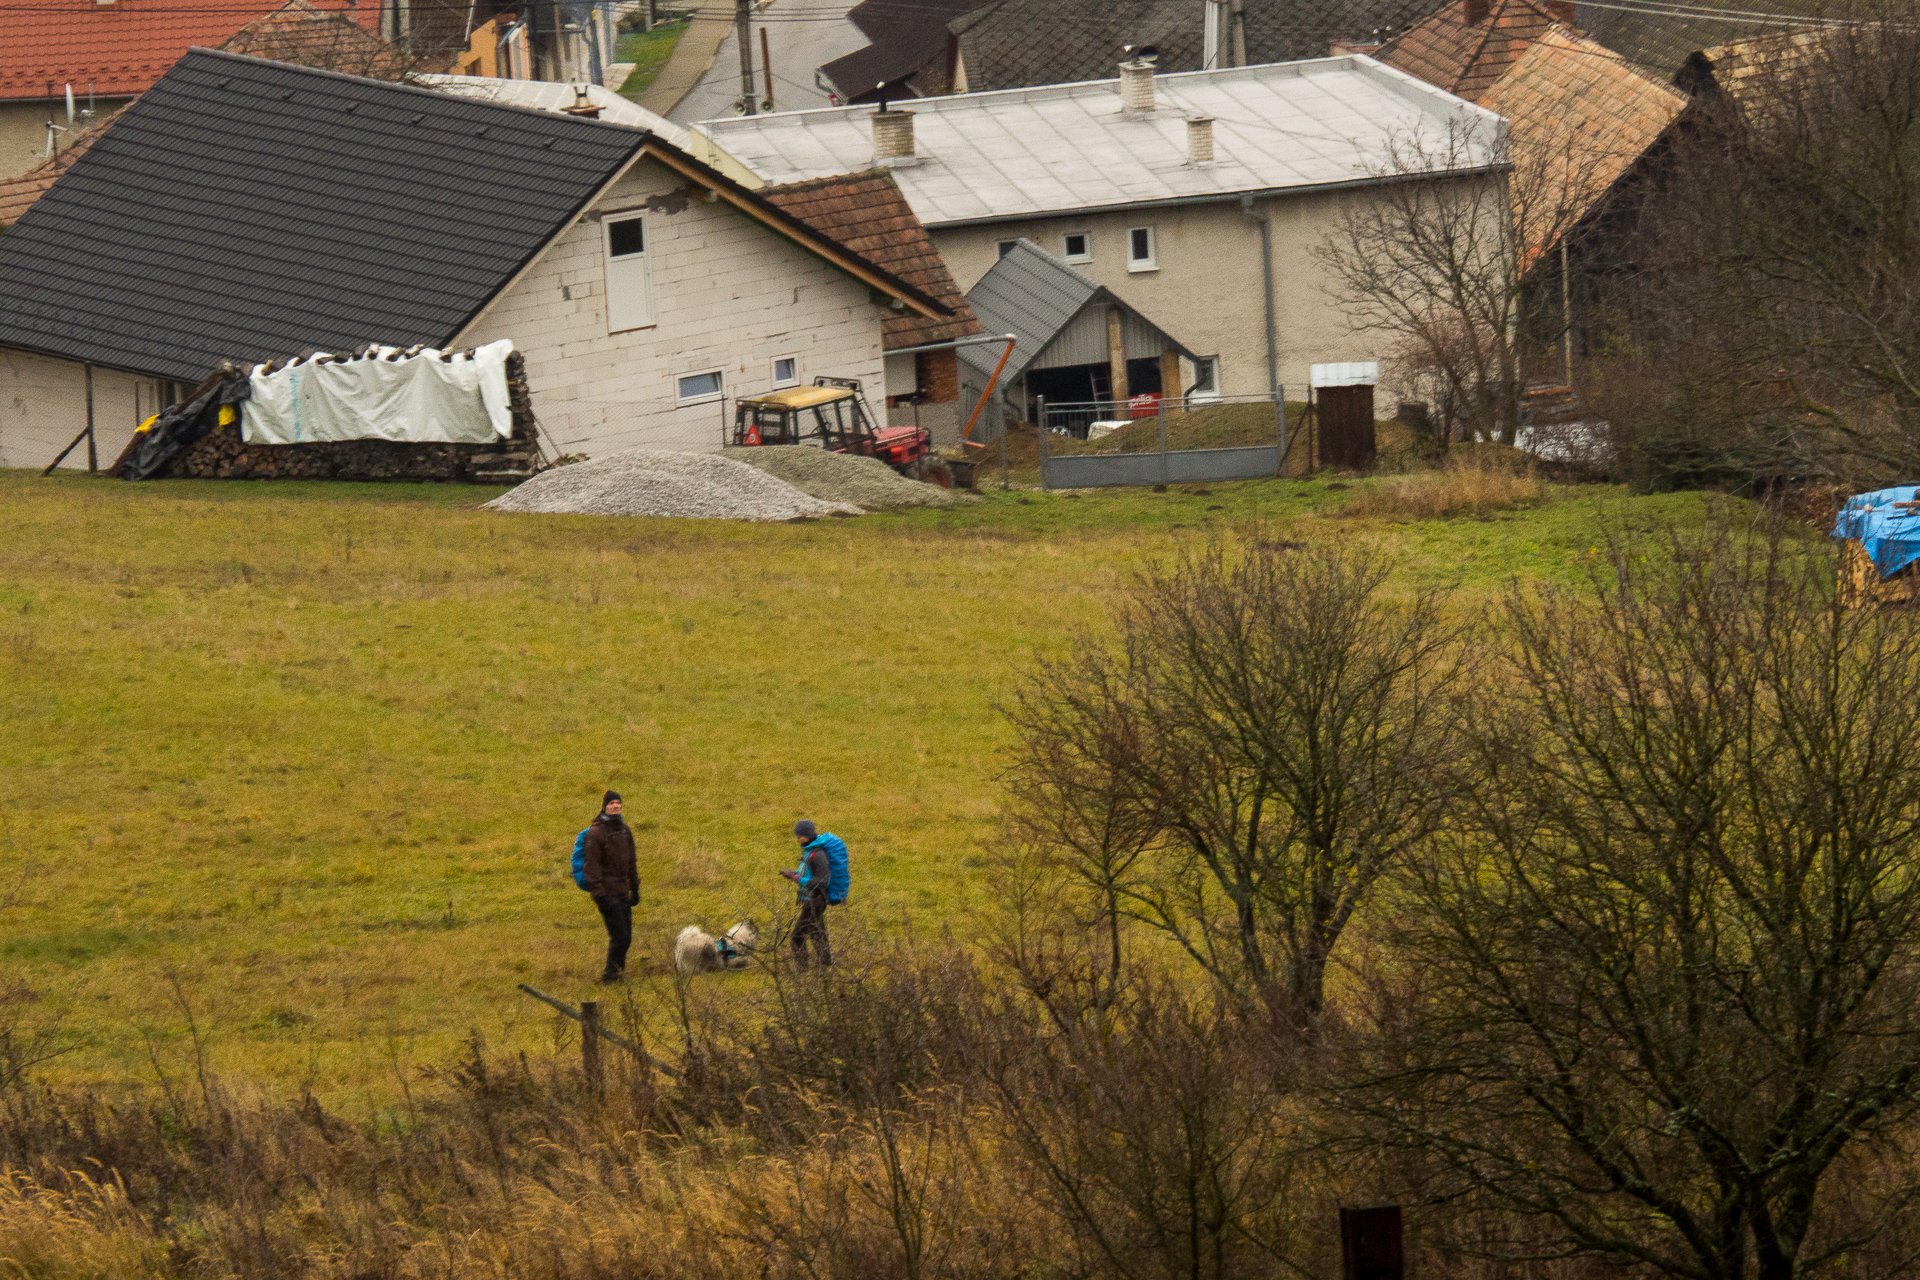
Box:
[1160,348,1182,406]
[1107,306,1129,405]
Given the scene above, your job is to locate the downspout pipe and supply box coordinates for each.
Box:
[1240,194,1278,407]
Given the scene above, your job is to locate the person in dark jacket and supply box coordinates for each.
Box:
[780,819,833,969]
[583,791,639,983]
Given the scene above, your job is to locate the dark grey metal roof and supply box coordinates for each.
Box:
[959,238,1191,379]
[0,48,650,381]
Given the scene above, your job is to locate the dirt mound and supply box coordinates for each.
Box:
[723,445,956,508]
[484,449,860,521]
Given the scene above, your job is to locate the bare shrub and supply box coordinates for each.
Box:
[1347,517,1920,1279]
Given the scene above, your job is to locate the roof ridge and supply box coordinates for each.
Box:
[188,47,658,136]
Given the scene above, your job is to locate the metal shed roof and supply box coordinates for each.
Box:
[417,75,692,149]
[960,239,1193,381]
[698,55,1504,227]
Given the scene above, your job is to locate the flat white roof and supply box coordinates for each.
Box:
[697,56,1504,227]
[419,75,691,150]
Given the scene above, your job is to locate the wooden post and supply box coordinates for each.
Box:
[999,427,1009,490]
[1106,306,1129,408]
[581,999,603,1094]
[1339,1205,1404,1280]
[760,26,774,110]
[1159,348,1181,409]
[84,364,97,473]
[1036,395,1051,491]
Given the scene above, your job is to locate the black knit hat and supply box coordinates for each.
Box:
[794,819,817,839]
[602,790,622,810]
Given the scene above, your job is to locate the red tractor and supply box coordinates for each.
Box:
[729,378,949,485]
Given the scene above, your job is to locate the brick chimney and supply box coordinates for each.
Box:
[871,108,917,165]
[1543,0,1575,20]
[1187,117,1215,166]
[1119,57,1156,114]
[1464,0,1490,24]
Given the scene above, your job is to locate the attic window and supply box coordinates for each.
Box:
[997,240,1019,259]
[1062,231,1091,264]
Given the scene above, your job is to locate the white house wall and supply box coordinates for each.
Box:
[0,348,165,471]
[461,156,890,458]
[932,181,1495,402]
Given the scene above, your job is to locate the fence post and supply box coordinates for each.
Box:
[1036,395,1051,491]
[581,999,603,1095]
[1275,383,1286,476]
[1157,393,1169,486]
[84,364,97,473]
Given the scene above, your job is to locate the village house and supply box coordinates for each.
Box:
[695,54,1503,407]
[0,50,959,471]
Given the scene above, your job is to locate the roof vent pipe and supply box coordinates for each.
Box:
[871,107,917,166]
[1187,116,1215,166]
[1119,57,1155,114]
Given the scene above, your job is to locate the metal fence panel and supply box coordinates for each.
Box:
[1048,445,1281,489]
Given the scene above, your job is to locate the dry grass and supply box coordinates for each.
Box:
[1341,447,1548,520]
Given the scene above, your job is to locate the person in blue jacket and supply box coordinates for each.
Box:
[779,819,843,969]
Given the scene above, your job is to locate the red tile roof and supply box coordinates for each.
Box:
[1375,0,1567,103]
[0,0,371,101]
[762,169,984,351]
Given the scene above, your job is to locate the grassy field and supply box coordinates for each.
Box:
[615,19,689,100]
[0,468,1724,1105]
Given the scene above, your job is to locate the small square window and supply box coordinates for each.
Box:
[1062,231,1091,263]
[676,369,724,404]
[1191,355,1221,399]
[771,356,798,387]
[607,216,645,258]
[997,240,1019,259]
[1128,226,1157,271]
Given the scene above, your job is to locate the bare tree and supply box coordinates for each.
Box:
[1350,518,1920,1279]
[1009,539,1464,1016]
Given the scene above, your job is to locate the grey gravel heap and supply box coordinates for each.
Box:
[723,445,956,508]
[485,449,861,521]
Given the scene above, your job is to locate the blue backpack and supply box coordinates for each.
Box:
[820,833,851,906]
[570,827,592,891]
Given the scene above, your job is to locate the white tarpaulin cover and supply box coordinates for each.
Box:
[242,340,515,445]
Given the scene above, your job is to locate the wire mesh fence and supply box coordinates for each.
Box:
[1036,392,1291,490]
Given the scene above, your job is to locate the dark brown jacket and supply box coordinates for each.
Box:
[583,816,638,901]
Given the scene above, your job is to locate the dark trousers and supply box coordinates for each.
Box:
[595,896,633,980]
[793,898,832,969]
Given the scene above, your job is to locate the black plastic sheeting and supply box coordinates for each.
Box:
[122,376,251,480]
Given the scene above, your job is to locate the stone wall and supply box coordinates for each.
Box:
[161,352,541,482]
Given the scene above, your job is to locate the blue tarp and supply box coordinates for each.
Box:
[1832,486,1920,577]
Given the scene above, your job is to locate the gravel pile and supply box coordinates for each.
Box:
[484,449,861,521]
[723,445,956,508]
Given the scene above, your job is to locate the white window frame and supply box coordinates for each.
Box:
[1061,230,1092,264]
[675,368,725,405]
[602,212,655,333]
[1127,225,1157,272]
[1190,355,1222,401]
[770,355,800,388]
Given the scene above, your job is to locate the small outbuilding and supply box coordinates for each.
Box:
[959,239,1196,437]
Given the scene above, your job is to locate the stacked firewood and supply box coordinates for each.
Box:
[163,352,542,483]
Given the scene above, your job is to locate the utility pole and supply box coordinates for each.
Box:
[1227,0,1246,65]
[736,0,756,114]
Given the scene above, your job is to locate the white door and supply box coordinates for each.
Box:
[604,214,654,332]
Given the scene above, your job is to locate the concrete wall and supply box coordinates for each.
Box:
[459,154,891,457]
[0,100,129,183]
[0,349,171,471]
[930,179,1495,404]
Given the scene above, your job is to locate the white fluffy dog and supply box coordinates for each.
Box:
[674,921,758,974]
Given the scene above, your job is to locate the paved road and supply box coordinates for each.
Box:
[665,0,865,125]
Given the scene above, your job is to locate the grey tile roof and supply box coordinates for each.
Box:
[701,55,1503,227]
[0,48,649,382]
[959,238,1189,379]
[821,0,992,98]
[1571,0,1818,77]
[951,0,1437,94]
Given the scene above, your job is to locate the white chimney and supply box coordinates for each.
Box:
[1119,58,1156,114]
[1187,117,1215,166]
[871,108,917,166]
